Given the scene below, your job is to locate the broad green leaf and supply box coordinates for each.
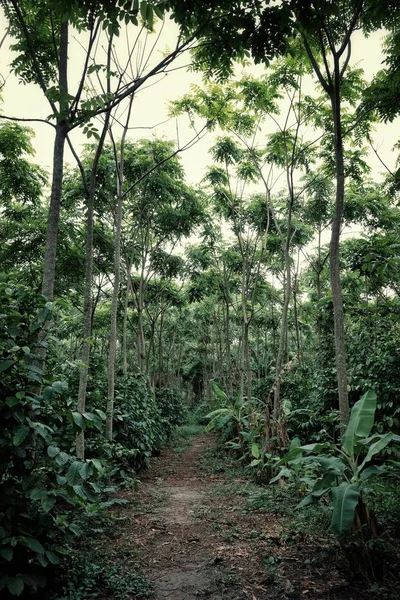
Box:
[342,391,376,456]
[330,483,360,537]
[6,397,20,407]
[249,459,262,467]
[41,494,56,513]
[270,466,291,483]
[20,537,45,553]
[43,386,55,401]
[279,442,326,465]
[55,452,70,467]
[13,425,30,446]
[0,547,13,561]
[358,465,385,482]
[90,459,103,472]
[79,462,92,480]
[52,380,67,393]
[7,577,24,597]
[251,443,260,459]
[289,437,301,451]
[68,523,81,536]
[72,485,87,500]
[45,550,60,565]
[317,456,346,474]
[0,359,14,373]
[66,462,82,486]
[210,381,230,404]
[47,445,60,458]
[296,493,316,508]
[312,472,337,493]
[71,412,85,429]
[358,432,394,472]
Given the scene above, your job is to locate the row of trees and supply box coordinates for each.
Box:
[1,0,400,595]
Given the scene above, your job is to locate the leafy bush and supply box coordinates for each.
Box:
[0,285,103,597]
[155,387,188,440]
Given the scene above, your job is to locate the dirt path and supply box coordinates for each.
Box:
[120,434,370,600]
[130,435,233,599]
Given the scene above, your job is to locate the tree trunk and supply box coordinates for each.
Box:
[41,21,68,300]
[330,73,349,429]
[106,96,134,441]
[76,117,111,458]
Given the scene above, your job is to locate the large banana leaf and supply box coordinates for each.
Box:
[342,390,376,457]
[358,432,394,472]
[331,482,360,537]
[278,442,327,465]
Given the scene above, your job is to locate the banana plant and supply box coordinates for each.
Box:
[276,391,400,537]
[204,382,255,444]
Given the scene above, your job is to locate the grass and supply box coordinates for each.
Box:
[170,422,205,453]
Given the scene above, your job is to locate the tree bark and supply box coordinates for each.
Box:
[330,69,349,428]
[106,96,134,441]
[41,21,69,299]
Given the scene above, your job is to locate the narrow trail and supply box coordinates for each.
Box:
[131,435,232,599]
[119,434,367,600]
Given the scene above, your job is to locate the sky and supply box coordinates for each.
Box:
[0,15,398,191]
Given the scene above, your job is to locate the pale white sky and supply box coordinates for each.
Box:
[0,17,398,189]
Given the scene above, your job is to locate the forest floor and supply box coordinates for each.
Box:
[93,428,399,600]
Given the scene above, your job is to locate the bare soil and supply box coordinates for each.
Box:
[111,433,391,600]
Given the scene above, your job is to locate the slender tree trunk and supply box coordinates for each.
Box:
[106,96,134,441]
[158,311,164,386]
[76,116,111,459]
[273,249,291,429]
[224,299,233,395]
[330,74,349,429]
[122,280,130,377]
[41,21,68,300]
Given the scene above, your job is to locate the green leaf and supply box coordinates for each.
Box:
[0,359,14,373]
[55,452,70,467]
[72,485,87,500]
[296,494,316,509]
[52,380,67,394]
[68,523,81,536]
[79,462,92,480]
[317,456,346,475]
[27,364,43,375]
[43,386,55,401]
[47,445,60,458]
[90,459,103,472]
[251,443,260,459]
[270,466,291,483]
[13,425,30,446]
[41,494,56,513]
[330,482,360,537]
[358,433,394,472]
[66,462,82,486]
[20,537,45,554]
[358,465,385,482]
[6,397,20,408]
[0,547,13,561]
[278,442,326,465]
[210,381,230,404]
[7,577,24,597]
[342,390,376,456]
[71,412,85,429]
[45,550,60,565]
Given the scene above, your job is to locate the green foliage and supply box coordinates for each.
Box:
[276,391,399,538]
[0,285,104,596]
[56,554,153,600]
